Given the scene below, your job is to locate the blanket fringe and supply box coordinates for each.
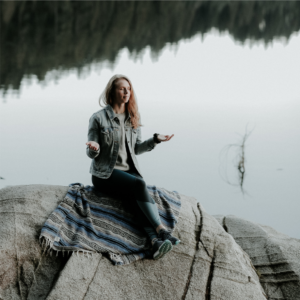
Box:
[39,236,94,259]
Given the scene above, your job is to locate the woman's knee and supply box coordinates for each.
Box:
[134,178,155,204]
[135,177,147,192]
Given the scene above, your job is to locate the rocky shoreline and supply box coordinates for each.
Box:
[0,184,299,299]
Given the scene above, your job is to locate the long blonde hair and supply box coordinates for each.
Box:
[99,74,141,129]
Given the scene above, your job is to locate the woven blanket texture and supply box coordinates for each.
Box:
[40,183,181,265]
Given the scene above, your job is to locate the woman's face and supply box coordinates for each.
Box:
[113,78,131,105]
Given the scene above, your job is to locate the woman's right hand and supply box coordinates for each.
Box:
[86,141,100,151]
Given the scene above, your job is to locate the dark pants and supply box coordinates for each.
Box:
[92,169,161,241]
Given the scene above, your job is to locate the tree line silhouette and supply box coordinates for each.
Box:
[1,1,300,92]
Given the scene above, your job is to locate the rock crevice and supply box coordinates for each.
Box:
[205,252,215,300]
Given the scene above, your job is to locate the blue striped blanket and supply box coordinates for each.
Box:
[40,183,181,265]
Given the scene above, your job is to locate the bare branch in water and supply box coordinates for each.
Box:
[219,124,255,196]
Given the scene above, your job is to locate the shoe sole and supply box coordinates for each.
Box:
[153,240,173,260]
[174,240,181,246]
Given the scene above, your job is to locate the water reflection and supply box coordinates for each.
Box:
[219,126,254,195]
[1,1,300,93]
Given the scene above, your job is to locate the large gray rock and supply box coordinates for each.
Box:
[0,185,69,300]
[214,215,300,300]
[1,184,267,299]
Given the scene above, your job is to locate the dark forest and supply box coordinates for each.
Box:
[1,1,300,92]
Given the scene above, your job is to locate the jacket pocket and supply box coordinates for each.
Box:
[101,127,112,145]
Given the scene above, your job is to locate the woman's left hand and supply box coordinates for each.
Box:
[158,134,174,142]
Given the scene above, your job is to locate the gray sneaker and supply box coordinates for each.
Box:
[152,239,173,260]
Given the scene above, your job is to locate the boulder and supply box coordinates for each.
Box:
[0,184,268,299]
[214,215,300,300]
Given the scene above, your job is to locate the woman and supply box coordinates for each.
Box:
[86,74,180,260]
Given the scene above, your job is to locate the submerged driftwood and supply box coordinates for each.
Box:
[0,184,299,299]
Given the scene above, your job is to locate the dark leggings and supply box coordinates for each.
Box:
[92,169,161,241]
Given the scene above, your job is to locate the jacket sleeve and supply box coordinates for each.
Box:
[134,127,158,155]
[86,115,101,159]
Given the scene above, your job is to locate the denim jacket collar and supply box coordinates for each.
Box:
[105,104,131,122]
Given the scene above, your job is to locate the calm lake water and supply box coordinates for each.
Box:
[1,2,300,238]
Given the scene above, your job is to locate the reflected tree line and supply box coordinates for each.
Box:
[1,1,300,92]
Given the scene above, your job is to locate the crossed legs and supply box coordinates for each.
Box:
[92,169,162,241]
